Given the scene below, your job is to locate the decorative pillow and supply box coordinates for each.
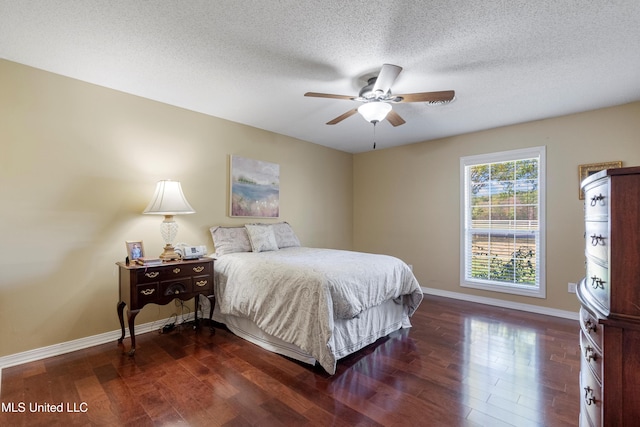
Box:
[245,224,279,253]
[271,222,301,248]
[209,226,252,256]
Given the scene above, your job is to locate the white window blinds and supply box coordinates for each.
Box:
[460,147,546,298]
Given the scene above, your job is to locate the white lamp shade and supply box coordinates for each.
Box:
[143,180,195,215]
[358,102,392,123]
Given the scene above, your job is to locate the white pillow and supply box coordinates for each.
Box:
[245,224,279,253]
[209,226,252,256]
[271,222,301,248]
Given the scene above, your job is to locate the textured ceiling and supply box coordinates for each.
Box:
[2,1,640,153]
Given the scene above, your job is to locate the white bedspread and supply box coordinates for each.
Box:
[213,247,422,374]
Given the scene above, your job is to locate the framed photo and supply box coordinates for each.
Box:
[578,161,622,199]
[229,155,280,218]
[126,240,145,261]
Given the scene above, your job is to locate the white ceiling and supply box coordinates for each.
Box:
[2,1,640,153]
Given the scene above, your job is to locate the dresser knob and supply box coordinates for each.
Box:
[193,266,205,273]
[584,346,598,362]
[584,319,597,334]
[173,268,181,274]
[584,386,597,406]
[145,272,160,278]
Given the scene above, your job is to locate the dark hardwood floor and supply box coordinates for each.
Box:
[0,295,580,426]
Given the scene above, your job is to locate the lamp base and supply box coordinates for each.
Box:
[159,244,181,261]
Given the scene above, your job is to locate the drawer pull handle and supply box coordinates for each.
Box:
[590,234,605,246]
[590,193,605,206]
[145,272,159,278]
[590,275,606,290]
[584,386,597,406]
[193,266,205,273]
[584,319,597,334]
[140,289,155,296]
[584,346,598,362]
[195,280,208,287]
[173,268,181,274]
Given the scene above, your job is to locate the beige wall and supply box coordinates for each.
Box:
[0,60,353,357]
[353,102,640,312]
[2,56,639,359]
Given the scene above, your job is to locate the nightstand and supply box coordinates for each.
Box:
[116,257,215,355]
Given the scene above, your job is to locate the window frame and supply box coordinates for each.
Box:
[460,146,546,298]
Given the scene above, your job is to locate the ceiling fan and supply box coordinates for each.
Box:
[304,64,455,127]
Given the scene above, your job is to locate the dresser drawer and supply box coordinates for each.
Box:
[580,360,602,427]
[585,259,610,311]
[580,307,603,352]
[580,330,602,383]
[583,179,609,220]
[584,221,609,262]
[580,369,602,427]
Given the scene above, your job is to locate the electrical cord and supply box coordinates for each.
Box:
[159,313,178,334]
[158,298,199,334]
[175,299,193,327]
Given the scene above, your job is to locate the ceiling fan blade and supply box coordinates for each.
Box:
[326,108,359,125]
[372,64,402,95]
[396,90,455,103]
[386,110,406,127]
[305,92,355,101]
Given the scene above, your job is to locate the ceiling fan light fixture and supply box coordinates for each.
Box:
[358,102,392,123]
[304,63,455,127]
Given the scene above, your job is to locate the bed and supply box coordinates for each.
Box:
[209,223,423,374]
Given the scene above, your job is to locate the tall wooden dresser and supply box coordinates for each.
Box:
[577,166,640,426]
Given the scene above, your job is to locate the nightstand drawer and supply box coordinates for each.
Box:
[136,265,186,283]
[193,275,212,291]
[136,283,159,305]
[159,278,193,301]
[136,268,166,283]
[135,262,211,284]
[184,262,211,276]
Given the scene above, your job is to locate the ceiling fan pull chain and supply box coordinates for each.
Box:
[373,121,377,149]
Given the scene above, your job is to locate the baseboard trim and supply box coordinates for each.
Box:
[422,287,579,321]
[0,314,195,393]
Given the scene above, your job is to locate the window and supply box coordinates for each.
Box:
[460,146,545,298]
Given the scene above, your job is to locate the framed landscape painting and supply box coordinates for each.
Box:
[230,155,280,217]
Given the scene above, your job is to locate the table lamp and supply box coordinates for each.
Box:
[143,180,195,260]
